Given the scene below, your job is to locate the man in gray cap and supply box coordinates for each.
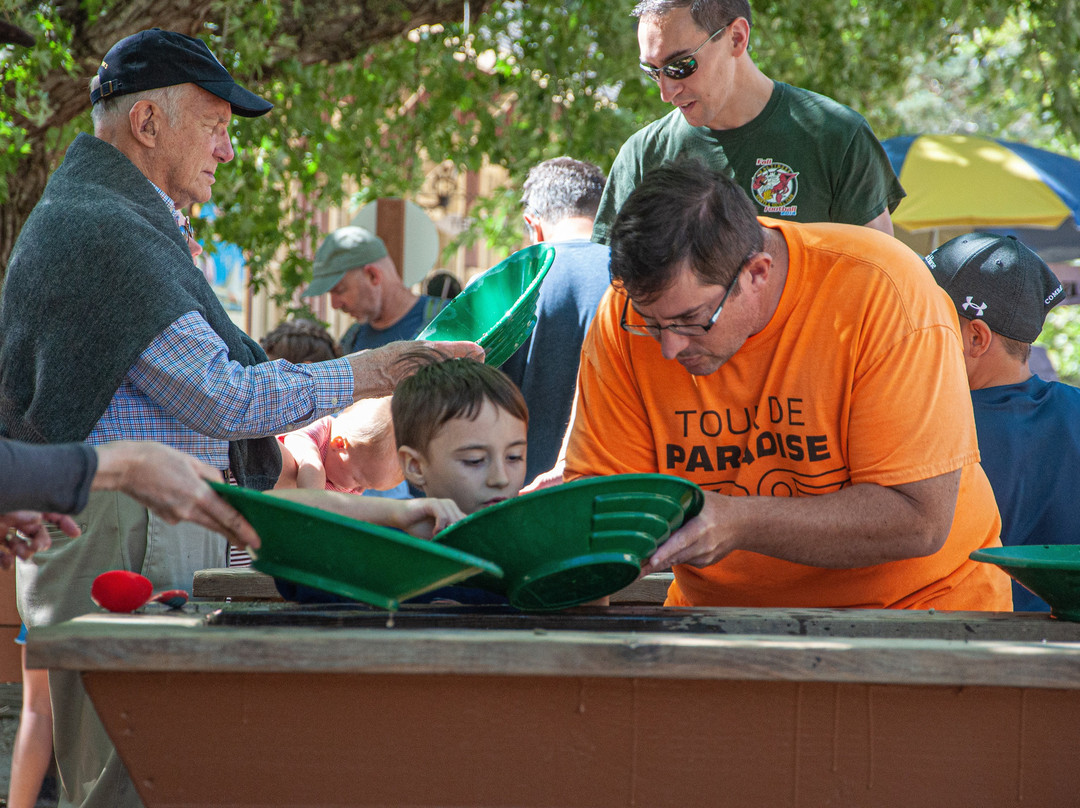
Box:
[304,225,449,355]
[926,233,1078,612]
[0,29,477,808]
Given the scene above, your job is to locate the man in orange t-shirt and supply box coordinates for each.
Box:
[565,158,1011,610]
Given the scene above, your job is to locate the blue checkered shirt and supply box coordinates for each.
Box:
[87,310,354,470]
[148,180,189,231]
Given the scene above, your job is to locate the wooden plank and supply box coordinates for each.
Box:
[374,197,406,279]
[197,600,1080,643]
[610,573,671,604]
[0,626,22,683]
[192,568,282,601]
[192,569,673,605]
[26,607,1080,689]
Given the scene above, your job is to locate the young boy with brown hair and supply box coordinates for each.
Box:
[392,354,529,515]
[388,353,530,605]
[277,354,529,605]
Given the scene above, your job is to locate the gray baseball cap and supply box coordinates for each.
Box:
[925,233,1064,343]
[302,226,389,298]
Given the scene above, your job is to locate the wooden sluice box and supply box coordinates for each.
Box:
[28,602,1080,807]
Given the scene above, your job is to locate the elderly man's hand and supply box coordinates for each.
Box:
[346,340,484,399]
[93,442,260,551]
[0,510,80,569]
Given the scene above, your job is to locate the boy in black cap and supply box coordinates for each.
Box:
[926,233,1078,611]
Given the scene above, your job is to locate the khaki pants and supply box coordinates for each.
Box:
[17,490,227,808]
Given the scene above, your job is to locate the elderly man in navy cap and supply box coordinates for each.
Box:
[0,29,478,808]
[926,233,1077,612]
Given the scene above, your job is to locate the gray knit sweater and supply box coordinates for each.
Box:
[0,133,280,489]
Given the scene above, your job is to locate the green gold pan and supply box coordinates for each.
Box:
[210,482,502,610]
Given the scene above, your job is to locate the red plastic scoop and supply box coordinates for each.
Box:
[91,570,189,612]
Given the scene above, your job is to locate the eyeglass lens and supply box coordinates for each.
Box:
[639,24,728,82]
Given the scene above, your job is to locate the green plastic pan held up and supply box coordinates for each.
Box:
[970,545,1080,621]
[435,474,704,612]
[209,482,502,610]
[417,243,556,368]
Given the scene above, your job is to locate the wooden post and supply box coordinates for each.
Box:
[375,198,406,279]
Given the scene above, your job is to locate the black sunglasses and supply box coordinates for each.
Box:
[639,24,728,82]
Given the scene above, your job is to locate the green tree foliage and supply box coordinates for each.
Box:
[1,0,1078,315]
[1040,308,1080,383]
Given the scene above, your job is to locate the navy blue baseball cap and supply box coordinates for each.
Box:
[89,28,272,117]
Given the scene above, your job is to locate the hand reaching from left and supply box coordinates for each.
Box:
[0,510,80,569]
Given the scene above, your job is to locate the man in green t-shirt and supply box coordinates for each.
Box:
[592,0,905,244]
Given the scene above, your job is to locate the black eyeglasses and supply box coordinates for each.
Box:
[639,24,728,82]
[621,265,744,338]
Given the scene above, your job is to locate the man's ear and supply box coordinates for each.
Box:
[743,249,772,290]
[129,99,161,148]
[730,16,752,57]
[966,318,995,359]
[522,212,544,244]
[364,264,382,286]
[398,446,426,488]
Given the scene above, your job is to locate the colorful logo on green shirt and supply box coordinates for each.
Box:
[751,159,799,216]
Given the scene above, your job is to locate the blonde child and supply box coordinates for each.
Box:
[275,397,403,494]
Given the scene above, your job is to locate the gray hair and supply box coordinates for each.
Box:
[631,0,752,32]
[520,157,606,225]
[89,76,186,135]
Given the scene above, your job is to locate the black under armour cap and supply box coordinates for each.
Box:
[925,232,1064,343]
[89,28,272,117]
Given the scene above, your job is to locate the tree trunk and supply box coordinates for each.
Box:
[0,140,54,270]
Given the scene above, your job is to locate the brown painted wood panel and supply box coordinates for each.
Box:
[84,671,1080,808]
[0,569,22,683]
[0,568,19,624]
[0,626,21,682]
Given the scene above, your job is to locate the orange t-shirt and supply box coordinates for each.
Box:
[566,219,1011,611]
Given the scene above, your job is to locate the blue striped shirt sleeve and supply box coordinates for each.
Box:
[130,311,354,439]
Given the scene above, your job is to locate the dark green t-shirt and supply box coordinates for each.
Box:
[593,82,905,243]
